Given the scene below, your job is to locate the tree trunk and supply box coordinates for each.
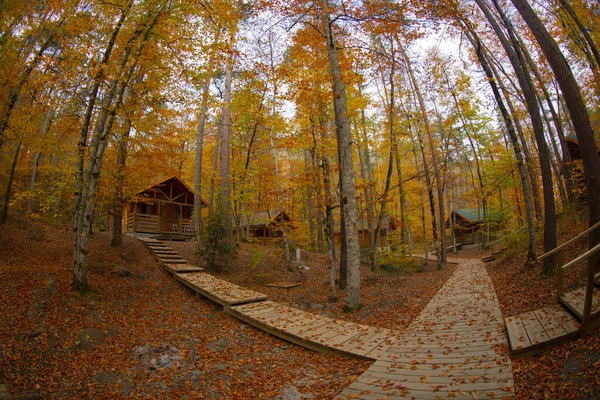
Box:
[460,18,537,260]
[511,0,600,270]
[402,46,446,267]
[219,63,234,245]
[559,0,600,71]
[74,5,161,294]
[27,107,54,212]
[194,81,210,242]
[0,140,22,224]
[322,8,361,310]
[478,0,556,273]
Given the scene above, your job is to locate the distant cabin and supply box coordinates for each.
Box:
[447,209,500,245]
[247,210,292,243]
[122,176,207,236]
[335,216,399,249]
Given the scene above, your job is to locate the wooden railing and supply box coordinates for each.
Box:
[254,237,281,246]
[181,218,195,235]
[537,220,600,333]
[557,241,600,332]
[538,220,600,262]
[123,213,159,233]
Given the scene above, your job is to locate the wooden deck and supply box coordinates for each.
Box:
[175,272,268,306]
[505,306,579,357]
[336,259,514,399]
[228,301,398,360]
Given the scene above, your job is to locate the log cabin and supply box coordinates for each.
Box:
[122,176,207,236]
[247,210,292,245]
[446,209,501,245]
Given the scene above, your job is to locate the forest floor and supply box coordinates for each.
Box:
[0,216,450,400]
[486,210,600,399]
[2,213,599,399]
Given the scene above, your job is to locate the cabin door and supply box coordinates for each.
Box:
[161,204,178,232]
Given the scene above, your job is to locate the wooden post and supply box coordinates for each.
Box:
[557,249,564,301]
[582,252,597,333]
[157,202,161,233]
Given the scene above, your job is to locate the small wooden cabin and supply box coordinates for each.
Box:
[122,176,207,236]
[446,209,500,245]
[248,210,292,242]
[335,216,399,249]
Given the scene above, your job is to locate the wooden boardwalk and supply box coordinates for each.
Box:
[228,301,399,360]
[175,272,268,306]
[139,239,513,398]
[337,259,514,399]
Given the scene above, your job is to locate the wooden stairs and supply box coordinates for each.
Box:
[504,220,600,358]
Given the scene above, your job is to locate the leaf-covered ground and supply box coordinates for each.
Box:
[486,212,600,399]
[170,241,456,331]
[0,219,370,399]
[0,218,454,399]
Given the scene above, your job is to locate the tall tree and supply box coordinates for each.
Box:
[510,0,600,266]
[322,3,361,310]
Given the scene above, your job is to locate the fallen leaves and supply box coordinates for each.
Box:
[0,219,371,399]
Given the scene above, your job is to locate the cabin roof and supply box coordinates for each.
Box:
[126,176,208,207]
[249,210,291,227]
[450,209,501,224]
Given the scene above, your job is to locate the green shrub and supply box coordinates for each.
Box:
[199,205,236,272]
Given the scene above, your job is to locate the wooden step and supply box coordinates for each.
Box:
[505,306,579,357]
[595,272,600,287]
[560,287,600,320]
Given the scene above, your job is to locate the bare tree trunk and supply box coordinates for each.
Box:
[218,63,234,245]
[267,31,291,270]
[74,6,161,294]
[110,120,132,246]
[0,140,21,224]
[559,0,600,70]
[194,81,210,242]
[517,35,577,203]
[27,107,54,212]
[322,9,361,310]
[358,105,376,258]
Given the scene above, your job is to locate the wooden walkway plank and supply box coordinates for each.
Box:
[545,306,579,334]
[175,272,267,306]
[532,308,567,340]
[162,263,204,274]
[505,315,531,352]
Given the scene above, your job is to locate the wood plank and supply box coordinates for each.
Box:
[266,283,301,289]
[520,311,550,345]
[163,263,203,274]
[532,308,567,340]
[561,291,585,319]
[545,306,579,334]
